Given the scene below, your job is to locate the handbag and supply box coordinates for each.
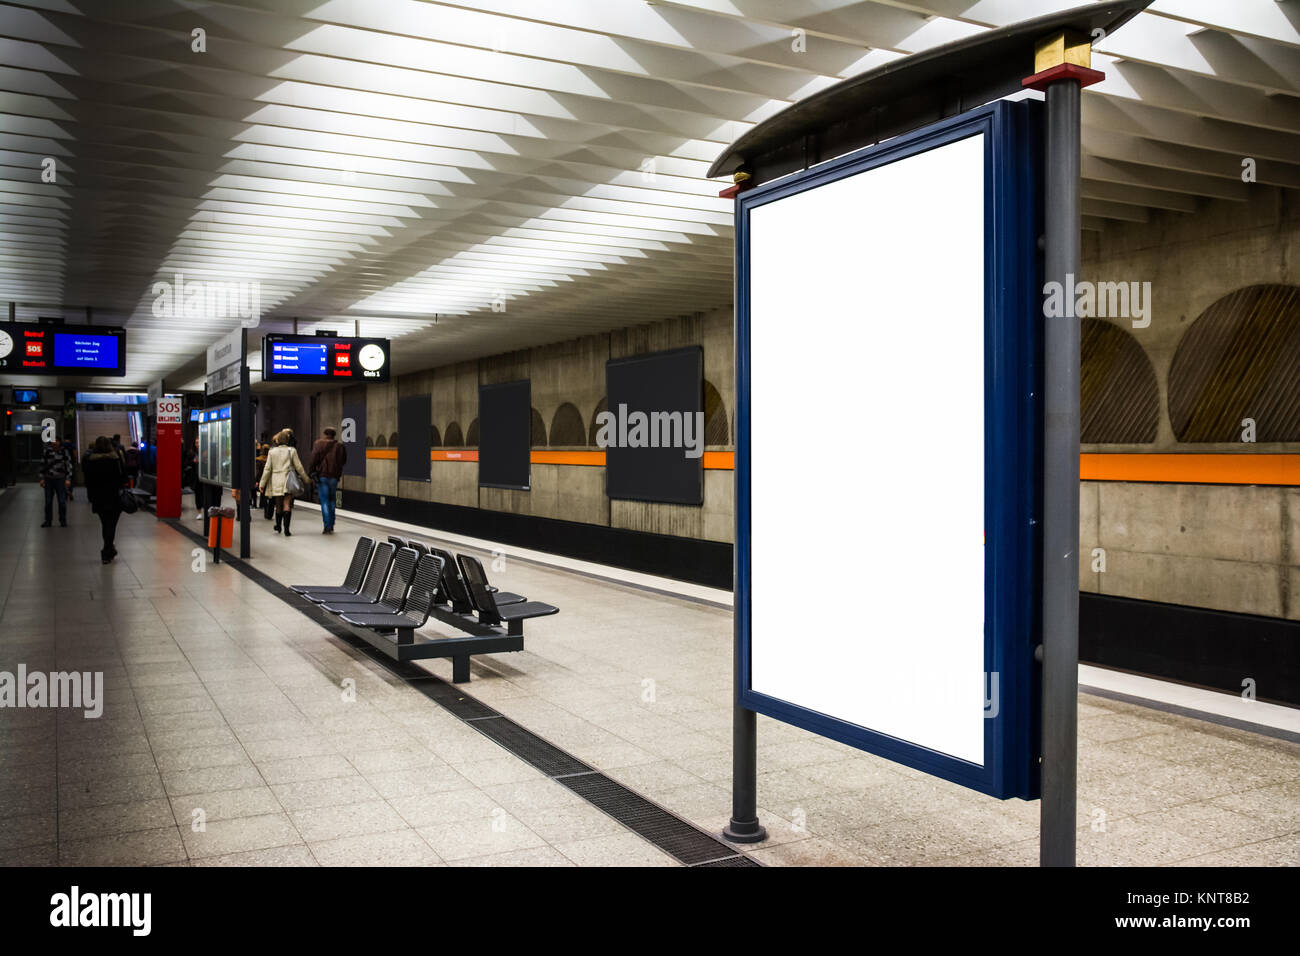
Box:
[118,487,139,514]
[285,469,306,497]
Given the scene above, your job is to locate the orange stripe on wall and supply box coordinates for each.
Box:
[362,450,1295,486]
[531,450,603,466]
[366,448,735,469]
[1081,453,1300,486]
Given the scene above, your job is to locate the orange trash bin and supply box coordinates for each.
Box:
[207,507,235,548]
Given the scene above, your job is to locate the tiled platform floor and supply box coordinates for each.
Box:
[1,485,1296,866]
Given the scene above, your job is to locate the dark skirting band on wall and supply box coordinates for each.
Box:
[1080,592,1300,707]
[338,489,732,590]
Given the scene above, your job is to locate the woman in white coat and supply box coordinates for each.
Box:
[259,428,311,536]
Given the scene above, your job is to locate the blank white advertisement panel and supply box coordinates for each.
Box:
[747,132,987,765]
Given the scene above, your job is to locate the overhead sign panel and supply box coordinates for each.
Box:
[261,334,390,383]
[735,101,1043,800]
[0,324,127,377]
[206,329,242,375]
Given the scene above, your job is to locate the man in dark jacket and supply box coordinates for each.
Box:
[39,439,73,527]
[62,438,78,501]
[83,436,128,563]
[307,427,347,534]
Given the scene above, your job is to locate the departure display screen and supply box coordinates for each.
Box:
[261,334,390,383]
[54,332,119,370]
[0,323,127,377]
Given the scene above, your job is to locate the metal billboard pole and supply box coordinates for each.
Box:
[238,328,252,559]
[1024,31,1105,868]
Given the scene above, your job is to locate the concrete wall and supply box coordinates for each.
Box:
[1080,482,1299,621]
[1081,185,1300,454]
[310,187,1299,613]
[1080,185,1300,619]
[316,305,736,543]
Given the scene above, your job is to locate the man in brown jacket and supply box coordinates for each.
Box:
[308,426,347,533]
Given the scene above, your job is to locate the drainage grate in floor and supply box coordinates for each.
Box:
[694,855,763,867]
[560,772,759,867]
[164,518,762,868]
[416,682,500,720]
[467,716,593,777]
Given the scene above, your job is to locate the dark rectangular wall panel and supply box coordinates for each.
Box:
[341,402,366,477]
[397,394,430,481]
[478,380,530,489]
[605,346,703,505]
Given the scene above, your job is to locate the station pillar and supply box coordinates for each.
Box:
[154,395,183,519]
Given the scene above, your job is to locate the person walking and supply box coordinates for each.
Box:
[253,441,270,513]
[186,437,209,520]
[39,438,73,527]
[259,428,311,537]
[62,438,79,502]
[83,436,128,563]
[182,439,199,518]
[124,442,141,486]
[307,427,347,534]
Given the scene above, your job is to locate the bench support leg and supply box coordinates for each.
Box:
[451,655,471,683]
[397,627,413,646]
[507,619,523,636]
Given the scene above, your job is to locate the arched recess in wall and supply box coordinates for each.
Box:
[365,435,373,447]
[1168,284,1300,441]
[703,380,728,445]
[445,422,464,446]
[589,397,608,446]
[531,408,547,446]
[387,431,397,446]
[375,433,387,446]
[1080,320,1159,443]
[550,402,586,445]
[430,424,441,447]
[465,420,478,447]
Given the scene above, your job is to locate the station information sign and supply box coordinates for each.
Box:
[261,334,390,383]
[0,323,127,377]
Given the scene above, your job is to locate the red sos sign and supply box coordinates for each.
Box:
[156,398,183,424]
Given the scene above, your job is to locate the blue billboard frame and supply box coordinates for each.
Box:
[735,100,1043,800]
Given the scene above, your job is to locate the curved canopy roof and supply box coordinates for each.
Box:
[1,0,1298,387]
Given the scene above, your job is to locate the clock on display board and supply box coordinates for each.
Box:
[0,329,12,360]
[358,343,385,371]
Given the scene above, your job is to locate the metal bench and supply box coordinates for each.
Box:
[300,541,394,605]
[459,555,559,636]
[319,546,418,616]
[429,546,523,614]
[290,536,374,597]
[335,553,529,681]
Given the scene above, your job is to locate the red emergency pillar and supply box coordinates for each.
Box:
[154,396,183,519]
